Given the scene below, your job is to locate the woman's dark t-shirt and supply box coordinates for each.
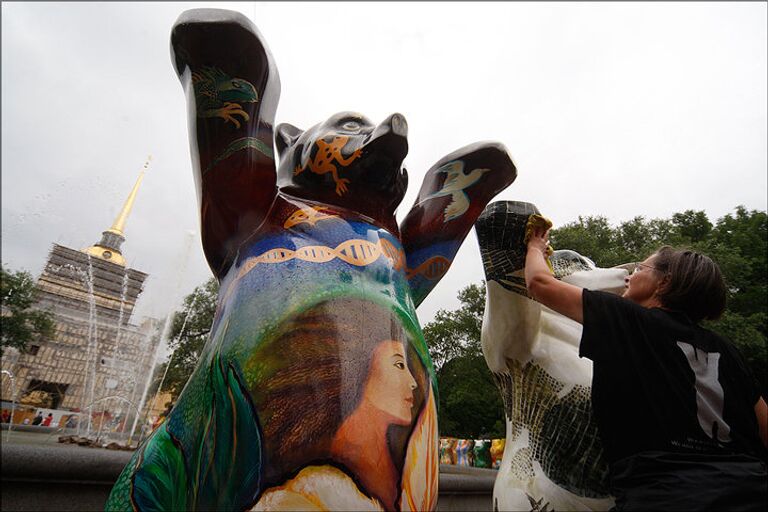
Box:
[579,289,765,465]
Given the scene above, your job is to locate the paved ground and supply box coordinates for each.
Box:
[1,424,140,448]
[1,431,494,512]
[2,429,70,446]
[1,439,133,512]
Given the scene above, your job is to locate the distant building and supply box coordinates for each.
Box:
[1,162,163,430]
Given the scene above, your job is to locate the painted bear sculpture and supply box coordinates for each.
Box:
[106,9,516,512]
[475,201,630,511]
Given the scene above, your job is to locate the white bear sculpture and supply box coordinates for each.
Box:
[475,201,629,511]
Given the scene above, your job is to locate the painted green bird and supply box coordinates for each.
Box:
[191,66,259,129]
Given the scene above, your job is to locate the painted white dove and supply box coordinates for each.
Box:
[421,160,490,221]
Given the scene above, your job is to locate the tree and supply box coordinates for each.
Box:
[0,265,54,356]
[423,283,485,371]
[422,282,505,439]
[548,216,623,267]
[672,210,712,243]
[706,206,767,318]
[161,277,219,397]
[700,207,767,395]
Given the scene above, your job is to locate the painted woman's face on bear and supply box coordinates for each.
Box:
[362,340,418,425]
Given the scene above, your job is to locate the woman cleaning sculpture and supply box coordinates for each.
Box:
[524,222,767,511]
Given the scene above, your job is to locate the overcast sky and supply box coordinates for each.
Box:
[2,2,766,335]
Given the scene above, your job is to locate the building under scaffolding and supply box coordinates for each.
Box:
[1,162,162,430]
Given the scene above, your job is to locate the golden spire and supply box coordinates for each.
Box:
[107,157,150,236]
[83,156,151,266]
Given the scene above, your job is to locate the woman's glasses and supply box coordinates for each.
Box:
[632,262,659,274]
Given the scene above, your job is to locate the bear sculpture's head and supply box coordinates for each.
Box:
[276,112,409,232]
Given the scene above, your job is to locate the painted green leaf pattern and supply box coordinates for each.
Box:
[204,137,275,175]
[191,355,262,510]
[130,425,189,511]
[114,355,262,511]
[105,449,142,511]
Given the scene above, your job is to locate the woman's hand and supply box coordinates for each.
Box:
[524,214,554,259]
[527,226,551,257]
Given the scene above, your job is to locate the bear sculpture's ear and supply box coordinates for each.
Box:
[276,123,304,157]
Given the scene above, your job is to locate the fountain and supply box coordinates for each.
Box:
[101,265,149,443]
[81,255,99,436]
[129,229,196,444]
[105,269,130,437]
[121,323,161,446]
[90,396,140,446]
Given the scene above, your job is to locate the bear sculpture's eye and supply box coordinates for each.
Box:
[342,121,361,132]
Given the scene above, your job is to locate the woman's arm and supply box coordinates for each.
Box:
[524,226,585,324]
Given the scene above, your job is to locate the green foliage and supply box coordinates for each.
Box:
[707,207,767,319]
[0,265,54,356]
[162,277,219,397]
[423,283,485,371]
[672,210,712,243]
[705,312,767,395]
[549,216,623,267]
[437,354,505,439]
[422,282,505,439]
[551,206,767,396]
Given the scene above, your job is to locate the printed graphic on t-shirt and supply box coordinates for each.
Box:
[676,341,731,443]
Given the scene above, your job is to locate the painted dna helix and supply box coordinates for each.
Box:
[236,238,407,280]
[224,239,453,305]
